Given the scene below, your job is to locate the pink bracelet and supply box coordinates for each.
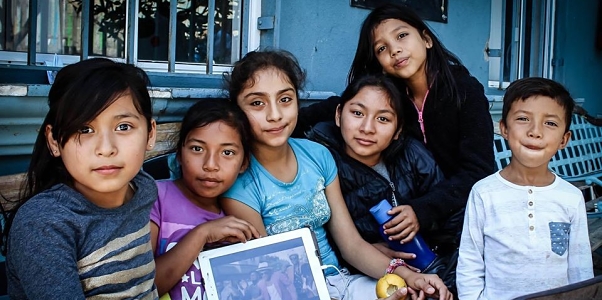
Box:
[386,258,406,274]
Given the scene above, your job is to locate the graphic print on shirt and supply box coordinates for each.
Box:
[549,222,571,256]
[160,227,205,300]
[264,176,331,235]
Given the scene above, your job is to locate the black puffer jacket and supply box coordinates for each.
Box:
[308,121,453,248]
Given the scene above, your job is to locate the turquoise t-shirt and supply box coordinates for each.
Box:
[223,138,339,275]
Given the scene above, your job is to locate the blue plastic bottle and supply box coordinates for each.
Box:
[369,199,437,271]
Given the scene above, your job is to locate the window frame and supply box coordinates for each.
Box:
[0,0,261,77]
[487,0,556,89]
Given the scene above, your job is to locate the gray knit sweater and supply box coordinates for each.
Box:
[7,171,159,299]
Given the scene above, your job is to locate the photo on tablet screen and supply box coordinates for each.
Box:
[198,227,329,300]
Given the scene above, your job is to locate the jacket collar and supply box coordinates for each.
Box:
[307,121,345,153]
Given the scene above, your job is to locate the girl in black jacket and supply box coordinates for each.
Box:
[308,74,461,293]
[307,75,449,251]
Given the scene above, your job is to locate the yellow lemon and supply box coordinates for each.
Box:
[159,293,171,300]
[376,273,407,300]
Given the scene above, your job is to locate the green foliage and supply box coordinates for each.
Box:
[67,0,231,43]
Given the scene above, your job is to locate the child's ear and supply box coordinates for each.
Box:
[175,150,182,164]
[499,120,509,140]
[393,128,402,140]
[335,104,342,127]
[45,125,61,157]
[423,31,433,49]
[146,119,157,151]
[559,131,572,149]
[240,158,250,174]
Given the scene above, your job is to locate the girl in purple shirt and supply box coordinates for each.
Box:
[150,99,260,299]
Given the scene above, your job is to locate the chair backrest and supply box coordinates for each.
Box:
[493,133,512,171]
[512,275,602,300]
[549,114,602,178]
[142,122,181,180]
[142,152,179,180]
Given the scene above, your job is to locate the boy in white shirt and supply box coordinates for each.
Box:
[456,77,594,300]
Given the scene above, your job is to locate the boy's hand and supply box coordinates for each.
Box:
[384,205,420,244]
[199,216,260,244]
[404,273,453,300]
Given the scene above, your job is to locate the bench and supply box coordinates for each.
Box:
[549,115,602,187]
[493,113,602,251]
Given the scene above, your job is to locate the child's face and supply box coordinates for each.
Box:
[336,86,400,167]
[236,68,298,150]
[178,120,247,201]
[372,18,431,82]
[500,95,571,171]
[46,94,156,207]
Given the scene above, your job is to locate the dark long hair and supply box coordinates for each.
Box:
[348,3,466,107]
[1,58,152,255]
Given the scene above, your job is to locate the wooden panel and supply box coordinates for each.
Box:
[0,173,25,211]
[145,122,180,160]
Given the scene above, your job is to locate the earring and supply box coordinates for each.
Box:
[149,144,154,148]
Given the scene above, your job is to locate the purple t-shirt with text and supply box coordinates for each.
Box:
[151,180,225,300]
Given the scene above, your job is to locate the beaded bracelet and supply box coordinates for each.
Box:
[386,258,406,274]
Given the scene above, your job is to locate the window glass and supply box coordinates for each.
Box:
[1,0,30,52]
[49,1,81,55]
[488,0,554,89]
[0,0,246,68]
[137,0,241,64]
[90,0,126,58]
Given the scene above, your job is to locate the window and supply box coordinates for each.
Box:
[487,0,555,89]
[0,0,260,74]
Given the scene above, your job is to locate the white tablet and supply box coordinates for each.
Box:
[198,227,331,300]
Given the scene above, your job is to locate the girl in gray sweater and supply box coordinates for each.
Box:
[2,58,159,299]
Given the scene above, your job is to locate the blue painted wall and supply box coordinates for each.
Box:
[554,0,602,116]
[262,0,601,112]
[266,0,491,95]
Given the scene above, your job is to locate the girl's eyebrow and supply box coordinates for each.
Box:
[376,109,395,115]
[348,101,367,109]
[348,102,395,115]
[243,91,267,98]
[243,88,295,99]
[277,87,295,95]
[187,138,242,148]
[393,25,409,31]
[374,25,410,45]
[114,113,140,120]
